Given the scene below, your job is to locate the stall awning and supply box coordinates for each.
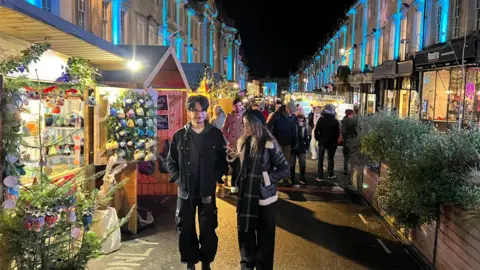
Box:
[0,0,132,67]
[101,46,190,89]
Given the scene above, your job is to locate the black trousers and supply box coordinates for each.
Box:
[290,153,306,184]
[231,158,241,188]
[175,196,218,265]
[317,144,337,178]
[238,202,277,270]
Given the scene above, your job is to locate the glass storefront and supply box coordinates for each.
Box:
[421,67,480,127]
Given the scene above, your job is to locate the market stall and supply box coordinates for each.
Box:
[285,92,348,117]
[98,46,190,234]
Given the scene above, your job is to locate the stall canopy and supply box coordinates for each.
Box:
[101,46,190,90]
[0,0,131,67]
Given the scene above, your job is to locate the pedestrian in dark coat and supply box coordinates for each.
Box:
[314,104,340,180]
[227,112,289,270]
[341,109,358,175]
[291,114,309,185]
[167,95,228,270]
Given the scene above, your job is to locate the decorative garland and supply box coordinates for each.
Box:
[210,74,237,99]
[190,63,214,92]
[106,90,156,161]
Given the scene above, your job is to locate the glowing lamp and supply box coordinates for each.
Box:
[128,61,140,71]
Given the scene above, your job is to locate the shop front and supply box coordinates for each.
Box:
[349,72,375,115]
[374,60,419,118]
[415,33,479,130]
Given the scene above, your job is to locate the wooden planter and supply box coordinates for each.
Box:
[355,162,480,269]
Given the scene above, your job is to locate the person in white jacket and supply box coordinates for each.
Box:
[308,105,322,160]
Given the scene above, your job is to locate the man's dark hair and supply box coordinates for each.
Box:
[186,94,209,111]
[233,97,243,105]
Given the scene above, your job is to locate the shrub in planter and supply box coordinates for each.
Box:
[356,113,480,228]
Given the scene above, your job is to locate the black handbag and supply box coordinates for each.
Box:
[138,161,155,175]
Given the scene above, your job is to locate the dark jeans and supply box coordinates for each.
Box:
[290,153,306,184]
[231,158,241,188]
[317,144,337,178]
[175,196,218,265]
[238,202,277,270]
[280,145,292,182]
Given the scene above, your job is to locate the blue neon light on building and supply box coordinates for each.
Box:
[361,1,368,71]
[418,1,425,51]
[26,0,41,7]
[439,0,449,43]
[163,0,169,46]
[374,0,381,66]
[112,0,121,45]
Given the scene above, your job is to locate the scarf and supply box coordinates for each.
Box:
[237,137,263,232]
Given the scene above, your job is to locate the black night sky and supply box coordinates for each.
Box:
[222,0,355,78]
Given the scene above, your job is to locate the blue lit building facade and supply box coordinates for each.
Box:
[292,0,480,120]
[24,0,248,90]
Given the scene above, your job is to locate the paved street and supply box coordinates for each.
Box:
[89,149,422,270]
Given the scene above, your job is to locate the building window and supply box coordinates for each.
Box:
[435,4,442,43]
[415,10,422,51]
[389,23,395,60]
[378,34,384,64]
[77,0,86,29]
[400,19,408,61]
[476,0,480,30]
[137,17,146,45]
[101,1,109,39]
[452,0,461,38]
[148,25,156,45]
[121,9,127,44]
[42,0,51,12]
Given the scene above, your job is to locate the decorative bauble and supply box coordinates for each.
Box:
[3,176,18,187]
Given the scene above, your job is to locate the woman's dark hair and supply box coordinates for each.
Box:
[186,94,209,111]
[233,97,243,105]
[241,113,276,153]
[296,114,306,121]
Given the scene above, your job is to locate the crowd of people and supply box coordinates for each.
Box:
[167,94,358,270]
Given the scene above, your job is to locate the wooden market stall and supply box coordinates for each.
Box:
[97,46,190,234]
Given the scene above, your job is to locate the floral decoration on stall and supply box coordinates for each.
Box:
[210,75,237,99]
[106,90,156,161]
[0,44,133,270]
[190,63,214,92]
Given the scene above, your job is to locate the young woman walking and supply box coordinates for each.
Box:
[227,112,289,270]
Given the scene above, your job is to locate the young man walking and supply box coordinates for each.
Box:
[168,95,228,270]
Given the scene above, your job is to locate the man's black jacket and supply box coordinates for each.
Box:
[167,124,228,199]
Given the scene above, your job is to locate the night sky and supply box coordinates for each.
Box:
[222,0,355,78]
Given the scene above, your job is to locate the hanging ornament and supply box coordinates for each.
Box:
[3,198,16,209]
[71,227,81,239]
[6,154,19,163]
[3,176,18,187]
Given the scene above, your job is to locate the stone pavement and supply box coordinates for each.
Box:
[88,148,423,270]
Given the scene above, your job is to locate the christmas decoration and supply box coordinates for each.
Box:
[106,90,156,161]
[190,64,214,92]
[0,44,134,270]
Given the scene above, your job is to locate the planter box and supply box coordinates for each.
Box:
[355,162,480,270]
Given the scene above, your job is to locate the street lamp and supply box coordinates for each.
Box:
[128,61,140,71]
[339,48,346,55]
